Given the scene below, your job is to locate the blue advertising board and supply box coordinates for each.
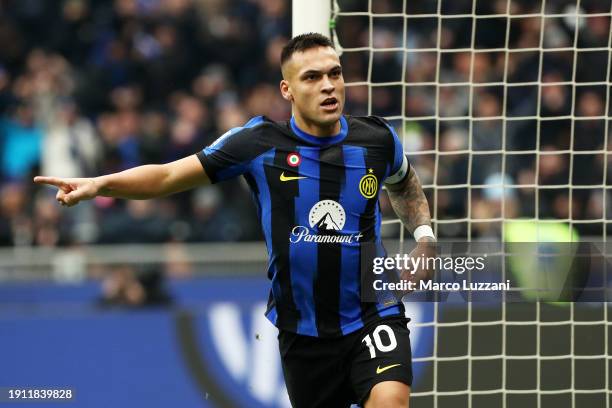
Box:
[0,277,433,408]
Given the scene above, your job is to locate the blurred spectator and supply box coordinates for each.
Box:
[0,101,42,181]
[0,183,30,245]
[98,200,171,244]
[99,266,173,307]
[188,185,258,242]
[41,98,100,178]
[472,91,502,184]
[32,192,66,247]
[472,173,518,238]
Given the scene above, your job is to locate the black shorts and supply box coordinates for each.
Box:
[278,316,413,408]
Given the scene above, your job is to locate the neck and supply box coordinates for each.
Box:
[292,114,341,137]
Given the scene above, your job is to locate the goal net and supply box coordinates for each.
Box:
[326,0,612,407]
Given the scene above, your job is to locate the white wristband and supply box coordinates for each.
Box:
[413,225,435,242]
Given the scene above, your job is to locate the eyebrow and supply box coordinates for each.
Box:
[299,65,342,78]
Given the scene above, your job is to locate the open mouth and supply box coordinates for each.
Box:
[321,97,338,110]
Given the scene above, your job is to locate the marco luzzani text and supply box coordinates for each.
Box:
[371,254,511,292]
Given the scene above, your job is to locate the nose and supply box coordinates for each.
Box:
[321,74,335,93]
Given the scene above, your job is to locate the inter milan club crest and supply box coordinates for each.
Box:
[359,169,378,199]
[286,152,301,167]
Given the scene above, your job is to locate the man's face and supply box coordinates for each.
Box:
[281,46,345,129]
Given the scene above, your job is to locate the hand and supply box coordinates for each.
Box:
[33,176,100,207]
[400,238,437,290]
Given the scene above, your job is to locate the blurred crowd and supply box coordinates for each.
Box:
[0,0,289,246]
[338,0,611,238]
[0,0,611,248]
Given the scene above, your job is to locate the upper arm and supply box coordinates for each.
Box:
[383,122,410,185]
[162,155,211,194]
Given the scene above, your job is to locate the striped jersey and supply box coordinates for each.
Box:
[197,115,410,338]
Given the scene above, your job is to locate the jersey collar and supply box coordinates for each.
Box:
[290,115,348,145]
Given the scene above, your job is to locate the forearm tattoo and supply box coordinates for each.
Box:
[386,166,431,233]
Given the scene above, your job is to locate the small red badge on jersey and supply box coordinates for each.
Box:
[287,152,301,167]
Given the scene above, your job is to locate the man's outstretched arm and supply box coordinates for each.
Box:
[34,155,209,207]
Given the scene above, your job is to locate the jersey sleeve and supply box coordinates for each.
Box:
[197,116,264,183]
[384,123,411,185]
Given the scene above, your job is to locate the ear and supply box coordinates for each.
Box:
[280,79,293,102]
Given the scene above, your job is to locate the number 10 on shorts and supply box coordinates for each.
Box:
[362,324,398,358]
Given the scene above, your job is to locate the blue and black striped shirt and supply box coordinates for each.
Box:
[198,115,410,338]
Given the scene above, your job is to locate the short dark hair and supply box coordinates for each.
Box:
[280,33,335,67]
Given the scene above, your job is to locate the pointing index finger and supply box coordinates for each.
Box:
[33,176,70,190]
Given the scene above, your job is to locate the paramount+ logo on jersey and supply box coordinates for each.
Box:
[289,200,364,244]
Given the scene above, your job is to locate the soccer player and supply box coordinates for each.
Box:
[34,33,435,408]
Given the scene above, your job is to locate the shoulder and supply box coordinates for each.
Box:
[346,115,396,145]
[207,116,287,150]
[219,115,272,138]
[348,115,392,130]
[230,115,291,138]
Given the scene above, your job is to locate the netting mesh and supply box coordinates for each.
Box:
[332,0,612,406]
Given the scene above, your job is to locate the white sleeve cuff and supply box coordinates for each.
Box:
[385,155,409,185]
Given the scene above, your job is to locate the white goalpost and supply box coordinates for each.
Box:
[292,0,332,38]
[293,0,612,407]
